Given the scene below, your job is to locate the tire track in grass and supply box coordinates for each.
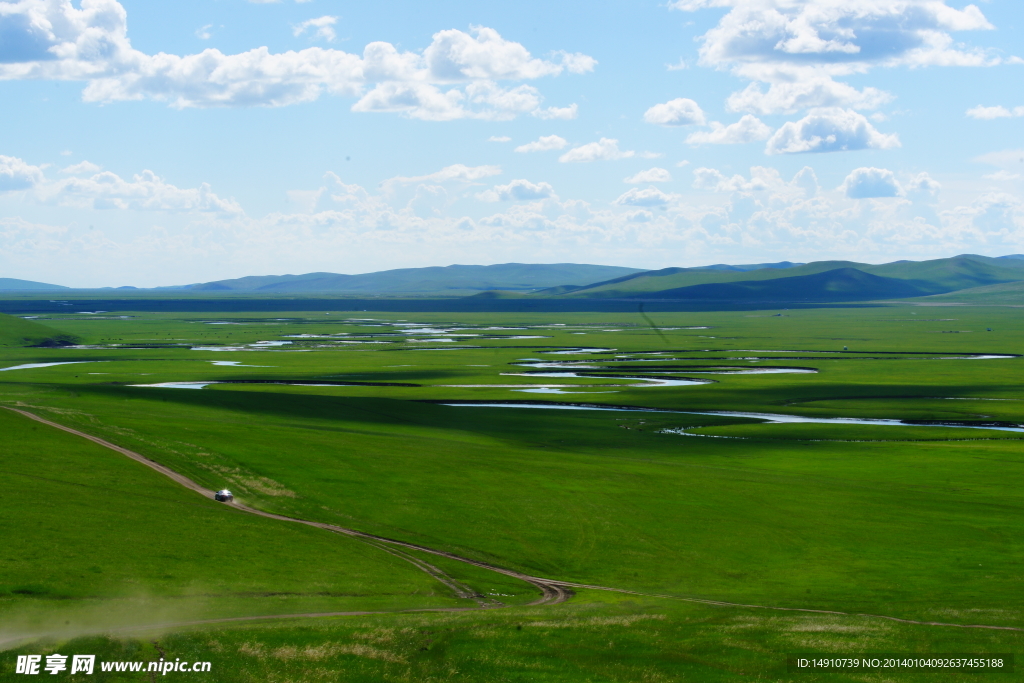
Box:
[2,407,567,609]
[5,407,1020,636]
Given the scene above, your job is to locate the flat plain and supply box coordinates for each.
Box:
[1,305,1022,681]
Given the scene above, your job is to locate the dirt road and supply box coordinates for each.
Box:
[5,406,1019,637]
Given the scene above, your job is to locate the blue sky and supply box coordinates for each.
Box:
[1,0,1022,286]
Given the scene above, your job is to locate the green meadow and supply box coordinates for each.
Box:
[1,305,1022,680]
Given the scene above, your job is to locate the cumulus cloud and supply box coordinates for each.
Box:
[984,171,1022,181]
[672,0,1005,116]
[966,105,1024,120]
[692,166,788,193]
[0,3,592,119]
[514,135,568,153]
[554,51,598,74]
[532,104,578,120]
[642,98,706,126]
[841,167,902,199]
[292,16,338,42]
[792,166,820,197]
[726,80,893,115]
[624,168,672,184]
[478,179,556,201]
[0,156,45,191]
[613,187,679,207]
[34,169,242,212]
[60,161,102,175]
[906,172,941,199]
[8,156,1024,282]
[686,115,772,145]
[559,138,634,163]
[765,108,900,154]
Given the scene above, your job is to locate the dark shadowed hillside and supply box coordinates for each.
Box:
[621,268,929,302]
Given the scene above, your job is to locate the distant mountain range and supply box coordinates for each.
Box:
[177,263,645,295]
[525,254,1024,302]
[0,278,70,291]
[0,264,643,296]
[6,255,1024,303]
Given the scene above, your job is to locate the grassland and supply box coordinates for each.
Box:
[1,304,1022,680]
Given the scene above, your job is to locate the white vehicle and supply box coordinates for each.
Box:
[214,489,234,502]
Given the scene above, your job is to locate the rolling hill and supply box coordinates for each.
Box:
[617,267,928,302]
[546,261,865,298]
[0,313,79,346]
[183,263,644,295]
[903,279,1024,305]
[546,255,1024,301]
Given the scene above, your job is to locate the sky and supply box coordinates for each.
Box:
[1,0,1023,287]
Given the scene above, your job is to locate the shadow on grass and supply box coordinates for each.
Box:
[57,384,745,454]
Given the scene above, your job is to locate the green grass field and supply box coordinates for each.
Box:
[1,306,1022,680]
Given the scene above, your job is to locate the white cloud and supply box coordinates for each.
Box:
[643,98,706,126]
[292,16,338,42]
[514,135,568,153]
[613,187,678,207]
[666,58,688,71]
[677,0,998,79]
[675,160,691,168]
[984,171,1022,181]
[692,166,788,193]
[906,172,941,200]
[765,108,900,155]
[381,164,501,191]
[9,157,1024,284]
[422,27,573,81]
[351,80,546,121]
[37,169,242,213]
[559,138,634,163]
[488,136,511,142]
[478,179,556,202]
[686,115,772,145]
[60,161,102,175]
[672,0,1006,116]
[624,168,672,184]
[841,167,902,199]
[792,166,820,197]
[966,105,1024,120]
[0,156,45,191]
[352,82,467,121]
[195,24,213,40]
[532,104,578,120]
[554,51,598,74]
[0,5,592,118]
[726,80,893,115]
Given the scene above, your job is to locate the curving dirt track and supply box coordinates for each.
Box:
[5,407,1020,637]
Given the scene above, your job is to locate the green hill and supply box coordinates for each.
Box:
[862,255,1024,293]
[186,263,644,295]
[552,261,865,298]
[549,255,1024,300]
[901,279,1024,304]
[619,267,927,302]
[0,313,80,347]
